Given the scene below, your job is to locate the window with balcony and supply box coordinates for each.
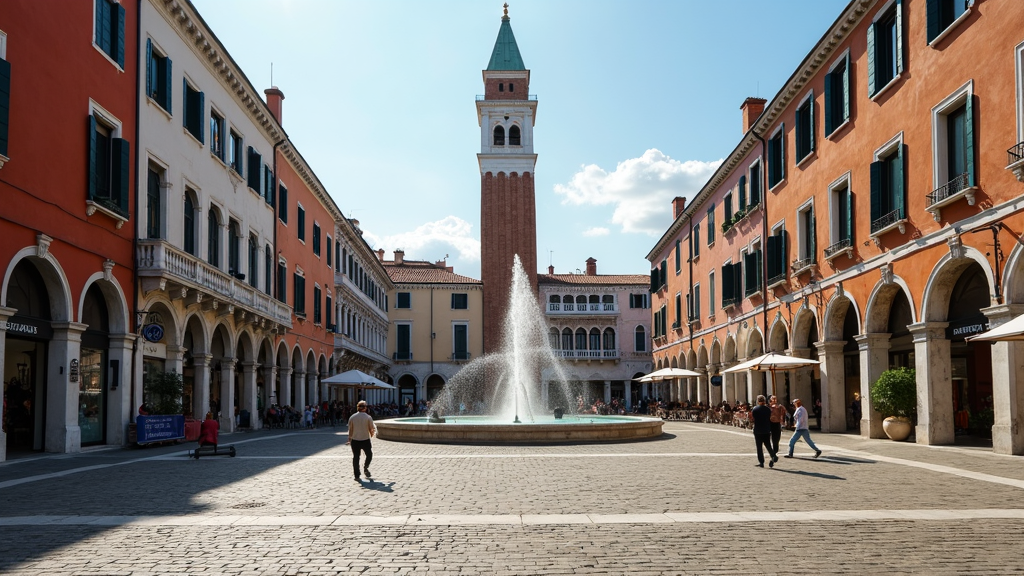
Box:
[451,293,468,310]
[589,328,600,352]
[634,326,647,352]
[825,52,851,137]
[795,203,815,273]
[928,83,976,221]
[826,174,854,260]
[868,0,904,98]
[767,226,788,286]
[396,323,411,360]
[183,80,204,143]
[795,93,815,163]
[870,135,906,236]
[548,327,559,348]
[927,0,972,45]
[561,328,573,351]
[145,39,171,113]
[183,189,197,256]
[94,0,125,68]
[396,292,411,309]
[603,328,615,351]
[602,295,614,311]
[453,324,469,360]
[768,126,785,189]
[574,328,587,351]
[247,234,259,288]
[146,163,164,239]
[210,110,224,160]
[207,209,221,267]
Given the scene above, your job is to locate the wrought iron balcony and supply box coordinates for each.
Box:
[1008,141,1024,182]
[768,272,787,288]
[926,172,975,222]
[546,303,619,315]
[824,238,853,260]
[137,240,292,328]
[552,349,620,360]
[722,296,739,308]
[870,209,904,235]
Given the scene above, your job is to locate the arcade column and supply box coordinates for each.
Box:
[909,322,953,445]
[855,333,890,439]
[982,305,1024,455]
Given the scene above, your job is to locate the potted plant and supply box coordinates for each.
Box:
[870,367,917,441]
[145,370,184,415]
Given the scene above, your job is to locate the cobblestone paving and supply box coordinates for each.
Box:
[0,422,1022,574]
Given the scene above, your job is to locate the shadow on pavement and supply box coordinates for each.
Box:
[361,480,395,492]
[774,469,846,480]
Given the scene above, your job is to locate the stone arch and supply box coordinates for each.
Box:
[182,312,209,355]
[275,340,291,370]
[78,272,130,335]
[921,246,996,322]
[670,355,678,368]
[210,320,236,357]
[686,349,697,370]
[790,305,819,349]
[697,344,709,370]
[745,327,764,358]
[235,330,256,363]
[2,244,74,323]
[822,292,861,342]
[724,335,737,362]
[710,339,722,366]
[864,276,918,333]
[768,315,789,352]
[142,299,182,352]
[1002,238,1024,305]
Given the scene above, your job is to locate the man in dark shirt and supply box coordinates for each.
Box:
[751,395,778,468]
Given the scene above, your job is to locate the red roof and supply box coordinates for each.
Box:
[383,260,481,285]
[538,274,649,286]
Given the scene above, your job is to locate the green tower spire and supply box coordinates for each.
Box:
[486,3,526,71]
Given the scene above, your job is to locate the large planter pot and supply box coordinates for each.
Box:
[882,416,912,441]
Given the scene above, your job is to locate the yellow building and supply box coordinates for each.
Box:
[382,250,483,404]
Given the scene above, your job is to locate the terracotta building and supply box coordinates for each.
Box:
[649,0,1024,455]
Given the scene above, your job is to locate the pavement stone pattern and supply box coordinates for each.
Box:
[0,422,1022,574]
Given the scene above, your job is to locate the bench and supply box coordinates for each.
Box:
[190,444,236,459]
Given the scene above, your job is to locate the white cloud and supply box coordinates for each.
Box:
[582,227,610,237]
[553,149,722,236]
[362,215,481,276]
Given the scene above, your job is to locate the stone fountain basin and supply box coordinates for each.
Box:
[374,415,664,444]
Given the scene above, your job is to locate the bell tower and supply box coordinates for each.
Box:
[478,3,538,354]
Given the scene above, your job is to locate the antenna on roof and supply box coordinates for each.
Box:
[271,62,274,86]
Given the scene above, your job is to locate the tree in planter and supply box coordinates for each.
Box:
[870,367,917,440]
[144,370,184,415]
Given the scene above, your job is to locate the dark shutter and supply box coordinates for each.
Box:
[738,176,746,211]
[926,0,940,43]
[87,115,98,201]
[846,187,854,243]
[145,39,152,98]
[112,138,130,215]
[115,3,126,68]
[766,235,778,281]
[247,147,261,191]
[823,68,833,136]
[894,144,906,219]
[182,77,187,129]
[733,262,743,301]
[870,160,883,223]
[781,230,788,272]
[650,270,657,293]
[279,185,288,223]
[842,52,850,121]
[165,57,173,112]
[794,107,803,161]
[965,95,975,187]
[867,22,877,96]
[808,96,815,154]
[722,264,733,305]
[810,209,817,259]
[197,91,204,143]
[95,0,104,51]
[0,58,10,157]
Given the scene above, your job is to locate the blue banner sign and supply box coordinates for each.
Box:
[136,415,185,444]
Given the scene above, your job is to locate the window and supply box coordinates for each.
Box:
[692,284,701,320]
[451,293,468,309]
[263,165,274,205]
[692,226,700,259]
[509,125,521,145]
[749,162,762,207]
[87,112,130,218]
[293,272,306,316]
[796,204,815,268]
[589,328,600,351]
[145,39,171,112]
[326,294,332,329]
[182,80,204,143]
[767,127,785,189]
[297,206,306,241]
[94,0,125,67]
[264,245,272,294]
[824,52,851,137]
[629,293,649,309]
[674,240,681,274]
[827,175,854,258]
[396,324,412,360]
[634,326,647,352]
[228,219,241,277]
[743,245,762,298]
[724,192,733,224]
[146,163,163,239]
[675,293,682,328]
[795,94,814,163]
[602,328,615,350]
[453,324,469,360]
[210,110,224,160]
[767,225,788,285]
[870,136,906,234]
[246,147,262,193]
[929,83,975,216]
[183,190,197,255]
[247,234,258,288]
[278,184,288,223]
[207,209,220,267]
[396,292,411,309]
[313,285,322,324]
[493,125,505,146]
[708,271,715,315]
[326,235,332,268]
[562,328,573,350]
[335,241,341,269]
[509,83,514,92]
[499,83,504,92]
[721,260,743,308]
[707,205,715,245]
[927,0,971,45]
[575,328,587,351]
[277,261,287,302]
[229,130,243,175]
[738,176,747,212]
[313,222,321,256]
[868,0,903,97]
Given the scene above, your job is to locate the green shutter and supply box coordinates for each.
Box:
[757,249,763,291]
[164,57,173,112]
[766,235,778,280]
[721,264,733,304]
[145,39,152,98]
[846,187,854,244]
[926,0,940,43]
[95,0,104,49]
[115,3,126,68]
[965,94,975,187]
[843,53,850,121]
[780,125,785,184]
[734,262,743,300]
[808,97,815,154]
[182,78,187,129]
[870,161,883,223]
[247,147,259,190]
[197,91,204,144]
[895,0,904,74]
[824,70,833,136]
[895,144,906,219]
[112,137,130,216]
[87,115,98,201]
[739,176,746,211]
[867,23,876,96]
[100,1,112,56]
[794,107,803,160]
[781,230,788,272]
[0,58,10,157]
[810,208,817,258]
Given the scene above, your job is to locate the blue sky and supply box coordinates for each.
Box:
[193,0,847,279]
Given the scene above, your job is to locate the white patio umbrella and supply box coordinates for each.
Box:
[322,369,396,390]
[966,314,1024,342]
[721,352,820,374]
[634,367,702,382]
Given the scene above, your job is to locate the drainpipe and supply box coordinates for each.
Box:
[430,286,434,375]
[687,212,694,350]
[754,132,769,342]
[130,0,143,425]
[271,139,286,300]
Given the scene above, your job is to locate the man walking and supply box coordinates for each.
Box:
[751,395,777,468]
[785,398,822,458]
[346,400,377,482]
[768,395,787,455]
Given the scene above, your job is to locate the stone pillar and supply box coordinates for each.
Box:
[192,353,212,419]
[603,380,611,404]
[982,305,1024,455]
[696,371,706,404]
[107,334,135,445]
[624,381,632,410]
[0,306,17,461]
[909,322,953,445]
[46,322,88,453]
[854,334,890,439]
[219,359,236,433]
[815,341,847,433]
[709,365,722,404]
[279,367,292,407]
[307,372,318,406]
[787,347,813,409]
[642,383,649,400]
[294,370,306,408]
[320,379,328,406]
[165,344,186,376]
[240,361,258,428]
[263,365,277,408]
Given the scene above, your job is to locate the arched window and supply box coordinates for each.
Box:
[183,191,196,256]
[548,294,560,312]
[498,82,504,92]
[634,326,647,352]
[562,295,573,303]
[509,125,521,145]
[493,125,505,146]
[575,328,587,351]
[576,295,587,309]
[548,295,559,303]
[207,208,220,267]
[561,328,573,350]
[589,328,600,351]
[562,294,574,311]
[548,327,559,349]
[603,328,616,350]
[509,83,514,92]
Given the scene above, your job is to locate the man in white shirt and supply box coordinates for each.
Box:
[784,398,821,459]
[346,401,377,482]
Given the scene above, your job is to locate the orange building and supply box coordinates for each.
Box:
[649,0,1024,455]
[0,0,138,459]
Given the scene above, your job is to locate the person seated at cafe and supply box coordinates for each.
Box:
[198,411,219,448]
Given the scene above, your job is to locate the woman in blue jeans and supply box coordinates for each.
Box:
[785,398,822,458]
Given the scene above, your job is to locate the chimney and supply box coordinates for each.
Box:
[548,265,554,275]
[376,249,384,262]
[394,249,404,264]
[740,97,767,134]
[264,86,285,125]
[585,257,597,276]
[672,196,687,219]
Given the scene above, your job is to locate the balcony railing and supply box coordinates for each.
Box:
[870,209,903,234]
[791,256,815,273]
[722,296,739,308]
[546,303,619,314]
[768,272,786,287]
[137,240,292,326]
[1008,141,1024,165]
[824,237,852,259]
[926,172,970,209]
[476,94,538,101]
[452,352,471,361]
[552,350,620,360]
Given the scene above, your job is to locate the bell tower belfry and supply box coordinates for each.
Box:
[478,3,538,354]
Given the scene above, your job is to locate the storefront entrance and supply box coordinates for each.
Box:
[4,337,47,452]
